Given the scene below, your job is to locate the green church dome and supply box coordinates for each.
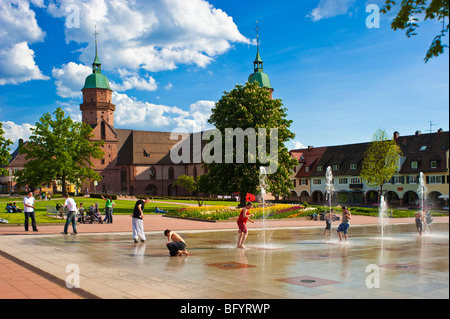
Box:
[248,24,273,91]
[82,72,112,91]
[81,28,112,91]
[249,71,272,90]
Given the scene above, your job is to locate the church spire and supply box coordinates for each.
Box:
[253,21,263,73]
[248,21,273,94]
[92,25,102,74]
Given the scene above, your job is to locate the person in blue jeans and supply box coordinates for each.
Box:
[337,206,351,242]
[23,191,38,232]
[62,193,78,235]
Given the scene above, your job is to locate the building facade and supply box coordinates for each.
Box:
[288,130,449,208]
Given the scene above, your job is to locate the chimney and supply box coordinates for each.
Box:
[415,130,422,136]
[308,145,314,150]
[393,131,399,140]
[19,139,24,146]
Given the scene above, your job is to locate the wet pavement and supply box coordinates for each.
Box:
[0,222,448,299]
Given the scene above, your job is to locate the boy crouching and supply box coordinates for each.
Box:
[164,229,189,257]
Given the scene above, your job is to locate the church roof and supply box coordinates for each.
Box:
[82,72,112,91]
[248,71,273,90]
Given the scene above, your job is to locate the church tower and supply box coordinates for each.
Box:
[248,23,274,99]
[80,28,115,127]
[80,28,119,194]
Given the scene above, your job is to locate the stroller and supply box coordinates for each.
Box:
[84,204,103,224]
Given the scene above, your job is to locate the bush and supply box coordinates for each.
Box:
[89,193,118,200]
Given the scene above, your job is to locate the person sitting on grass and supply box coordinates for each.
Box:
[155,206,168,214]
[164,229,189,257]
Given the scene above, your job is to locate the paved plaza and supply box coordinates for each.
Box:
[0,218,448,300]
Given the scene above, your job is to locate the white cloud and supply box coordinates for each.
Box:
[308,0,356,22]
[52,62,91,98]
[47,0,251,72]
[0,0,48,85]
[110,69,158,92]
[0,42,49,85]
[0,121,34,146]
[292,141,306,149]
[112,92,214,132]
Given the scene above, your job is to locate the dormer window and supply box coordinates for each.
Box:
[431,161,437,169]
[420,146,427,151]
[411,161,418,169]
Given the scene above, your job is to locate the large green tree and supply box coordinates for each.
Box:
[360,128,403,202]
[15,107,104,194]
[202,81,297,207]
[0,122,13,176]
[381,0,449,62]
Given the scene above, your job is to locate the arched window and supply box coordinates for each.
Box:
[150,167,156,180]
[145,184,157,196]
[101,121,106,140]
[120,168,127,192]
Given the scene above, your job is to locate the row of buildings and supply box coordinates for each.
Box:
[288,130,449,208]
[1,33,449,208]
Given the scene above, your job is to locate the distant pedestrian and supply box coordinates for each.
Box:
[101,195,115,223]
[337,206,351,242]
[62,193,78,235]
[23,191,38,232]
[131,198,149,243]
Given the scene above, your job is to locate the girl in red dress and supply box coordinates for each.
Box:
[236,202,255,249]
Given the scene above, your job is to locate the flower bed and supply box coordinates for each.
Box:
[167,204,318,221]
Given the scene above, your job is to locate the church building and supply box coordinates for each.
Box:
[80,31,274,196]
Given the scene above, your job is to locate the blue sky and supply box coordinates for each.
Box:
[0,0,448,151]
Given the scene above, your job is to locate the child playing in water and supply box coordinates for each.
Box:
[415,211,425,236]
[324,209,333,237]
[235,202,255,249]
[164,229,189,257]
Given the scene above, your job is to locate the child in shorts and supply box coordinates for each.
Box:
[164,229,189,257]
[236,202,255,249]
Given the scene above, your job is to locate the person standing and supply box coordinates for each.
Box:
[23,191,38,232]
[131,198,149,243]
[101,195,115,224]
[337,206,351,242]
[62,193,78,235]
[236,202,255,249]
[415,210,425,236]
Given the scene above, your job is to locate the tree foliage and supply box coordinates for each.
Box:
[0,122,13,176]
[15,107,104,193]
[202,81,297,207]
[174,174,207,206]
[360,128,403,200]
[381,0,449,62]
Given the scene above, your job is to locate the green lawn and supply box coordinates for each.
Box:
[0,196,186,225]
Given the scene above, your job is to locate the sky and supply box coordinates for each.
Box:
[0,0,449,152]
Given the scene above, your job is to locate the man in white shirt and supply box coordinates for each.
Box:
[62,193,78,235]
[23,191,38,232]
